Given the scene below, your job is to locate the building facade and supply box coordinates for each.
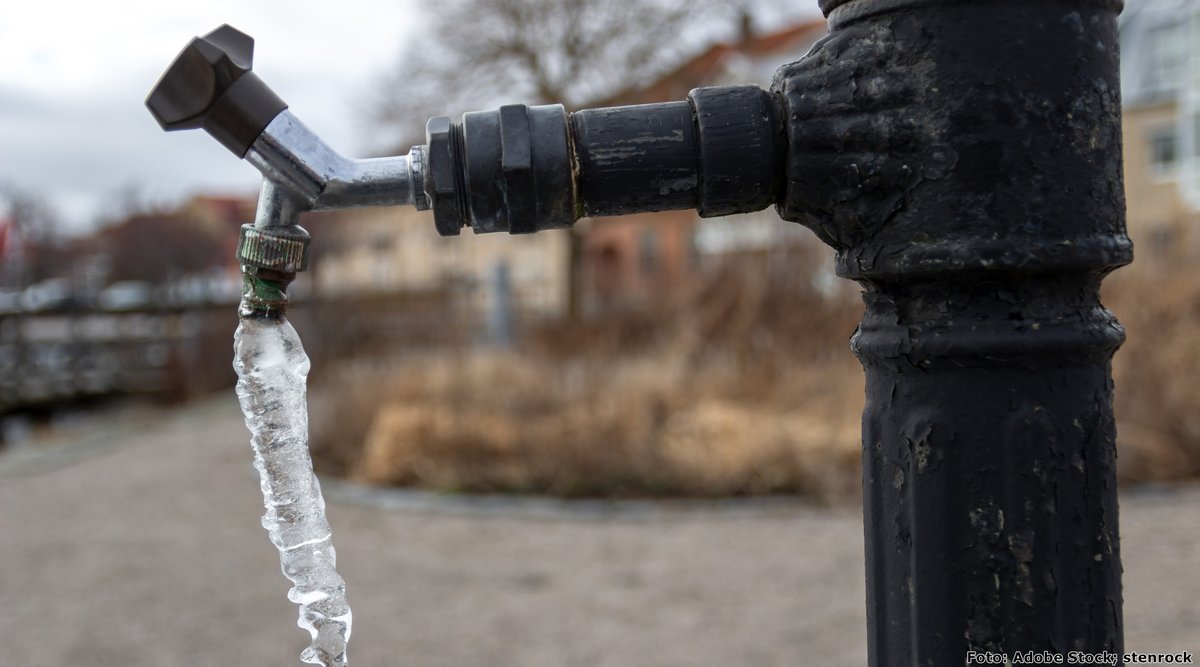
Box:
[1120,0,1200,248]
[310,207,570,317]
[581,20,828,312]
[311,19,830,318]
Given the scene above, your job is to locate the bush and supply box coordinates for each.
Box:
[1106,224,1200,483]
[310,245,865,501]
[310,234,1200,501]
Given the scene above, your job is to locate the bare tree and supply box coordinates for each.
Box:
[101,210,227,284]
[373,0,736,130]
[1,183,66,285]
[371,0,743,318]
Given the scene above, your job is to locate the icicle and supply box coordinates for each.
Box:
[233,314,352,667]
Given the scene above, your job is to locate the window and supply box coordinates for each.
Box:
[688,226,703,268]
[371,232,392,252]
[639,229,660,275]
[1149,126,1179,174]
[1150,225,1175,255]
[1194,113,1200,157]
[1145,25,1185,97]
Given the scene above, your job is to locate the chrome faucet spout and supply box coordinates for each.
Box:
[243,111,428,213]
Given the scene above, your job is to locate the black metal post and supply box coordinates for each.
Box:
[773,0,1130,664]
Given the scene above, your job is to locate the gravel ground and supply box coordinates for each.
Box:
[0,396,1196,667]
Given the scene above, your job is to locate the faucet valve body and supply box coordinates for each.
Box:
[145,25,287,158]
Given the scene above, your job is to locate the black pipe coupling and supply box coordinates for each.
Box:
[425,105,573,236]
[424,85,784,236]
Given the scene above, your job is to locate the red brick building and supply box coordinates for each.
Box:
[581,19,827,312]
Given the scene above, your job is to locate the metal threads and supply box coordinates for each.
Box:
[449,121,470,229]
[237,224,309,273]
[425,116,465,236]
[409,145,430,211]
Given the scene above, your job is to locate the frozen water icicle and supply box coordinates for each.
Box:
[233,315,352,667]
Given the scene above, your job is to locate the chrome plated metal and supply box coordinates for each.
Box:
[245,110,429,220]
[254,179,306,229]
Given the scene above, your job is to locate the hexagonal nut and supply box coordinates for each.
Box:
[425,116,464,236]
[408,144,430,211]
[237,224,310,273]
[498,104,535,233]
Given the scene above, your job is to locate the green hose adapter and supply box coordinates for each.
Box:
[236,223,310,317]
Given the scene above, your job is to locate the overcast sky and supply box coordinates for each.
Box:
[0,0,419,234]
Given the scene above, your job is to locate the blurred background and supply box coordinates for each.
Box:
[5,0,1200,498]
[2,0,1200,662]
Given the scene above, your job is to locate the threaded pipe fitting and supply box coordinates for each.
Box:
[237,223,310,273]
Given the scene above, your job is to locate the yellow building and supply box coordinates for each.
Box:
[1120,0,1200,251]
[310,206,570,317]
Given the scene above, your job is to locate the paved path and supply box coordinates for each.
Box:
[1,396,1196,667]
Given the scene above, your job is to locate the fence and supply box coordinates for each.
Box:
[0,288,466,414]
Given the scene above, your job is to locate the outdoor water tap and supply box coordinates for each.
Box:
[146,25,428,311]
[146,25,785,253]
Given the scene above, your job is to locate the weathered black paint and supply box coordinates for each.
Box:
[571,101,700,216]
[425,86,785,234]
[773,0,1129,664]
[688,85,785,217]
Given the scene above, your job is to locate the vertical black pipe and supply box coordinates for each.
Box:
[773,1,1130,664]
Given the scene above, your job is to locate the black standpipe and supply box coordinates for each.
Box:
[779,1,1129,663]
[146,1,1130,663]
[425,0,1130,657]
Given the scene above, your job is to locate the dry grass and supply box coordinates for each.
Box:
[311,245,866,501]
[312,352,862,500]
[1106,223,1200,483]
[309,232,1200,501]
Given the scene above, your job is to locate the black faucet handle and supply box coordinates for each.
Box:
[145,24,287,157]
